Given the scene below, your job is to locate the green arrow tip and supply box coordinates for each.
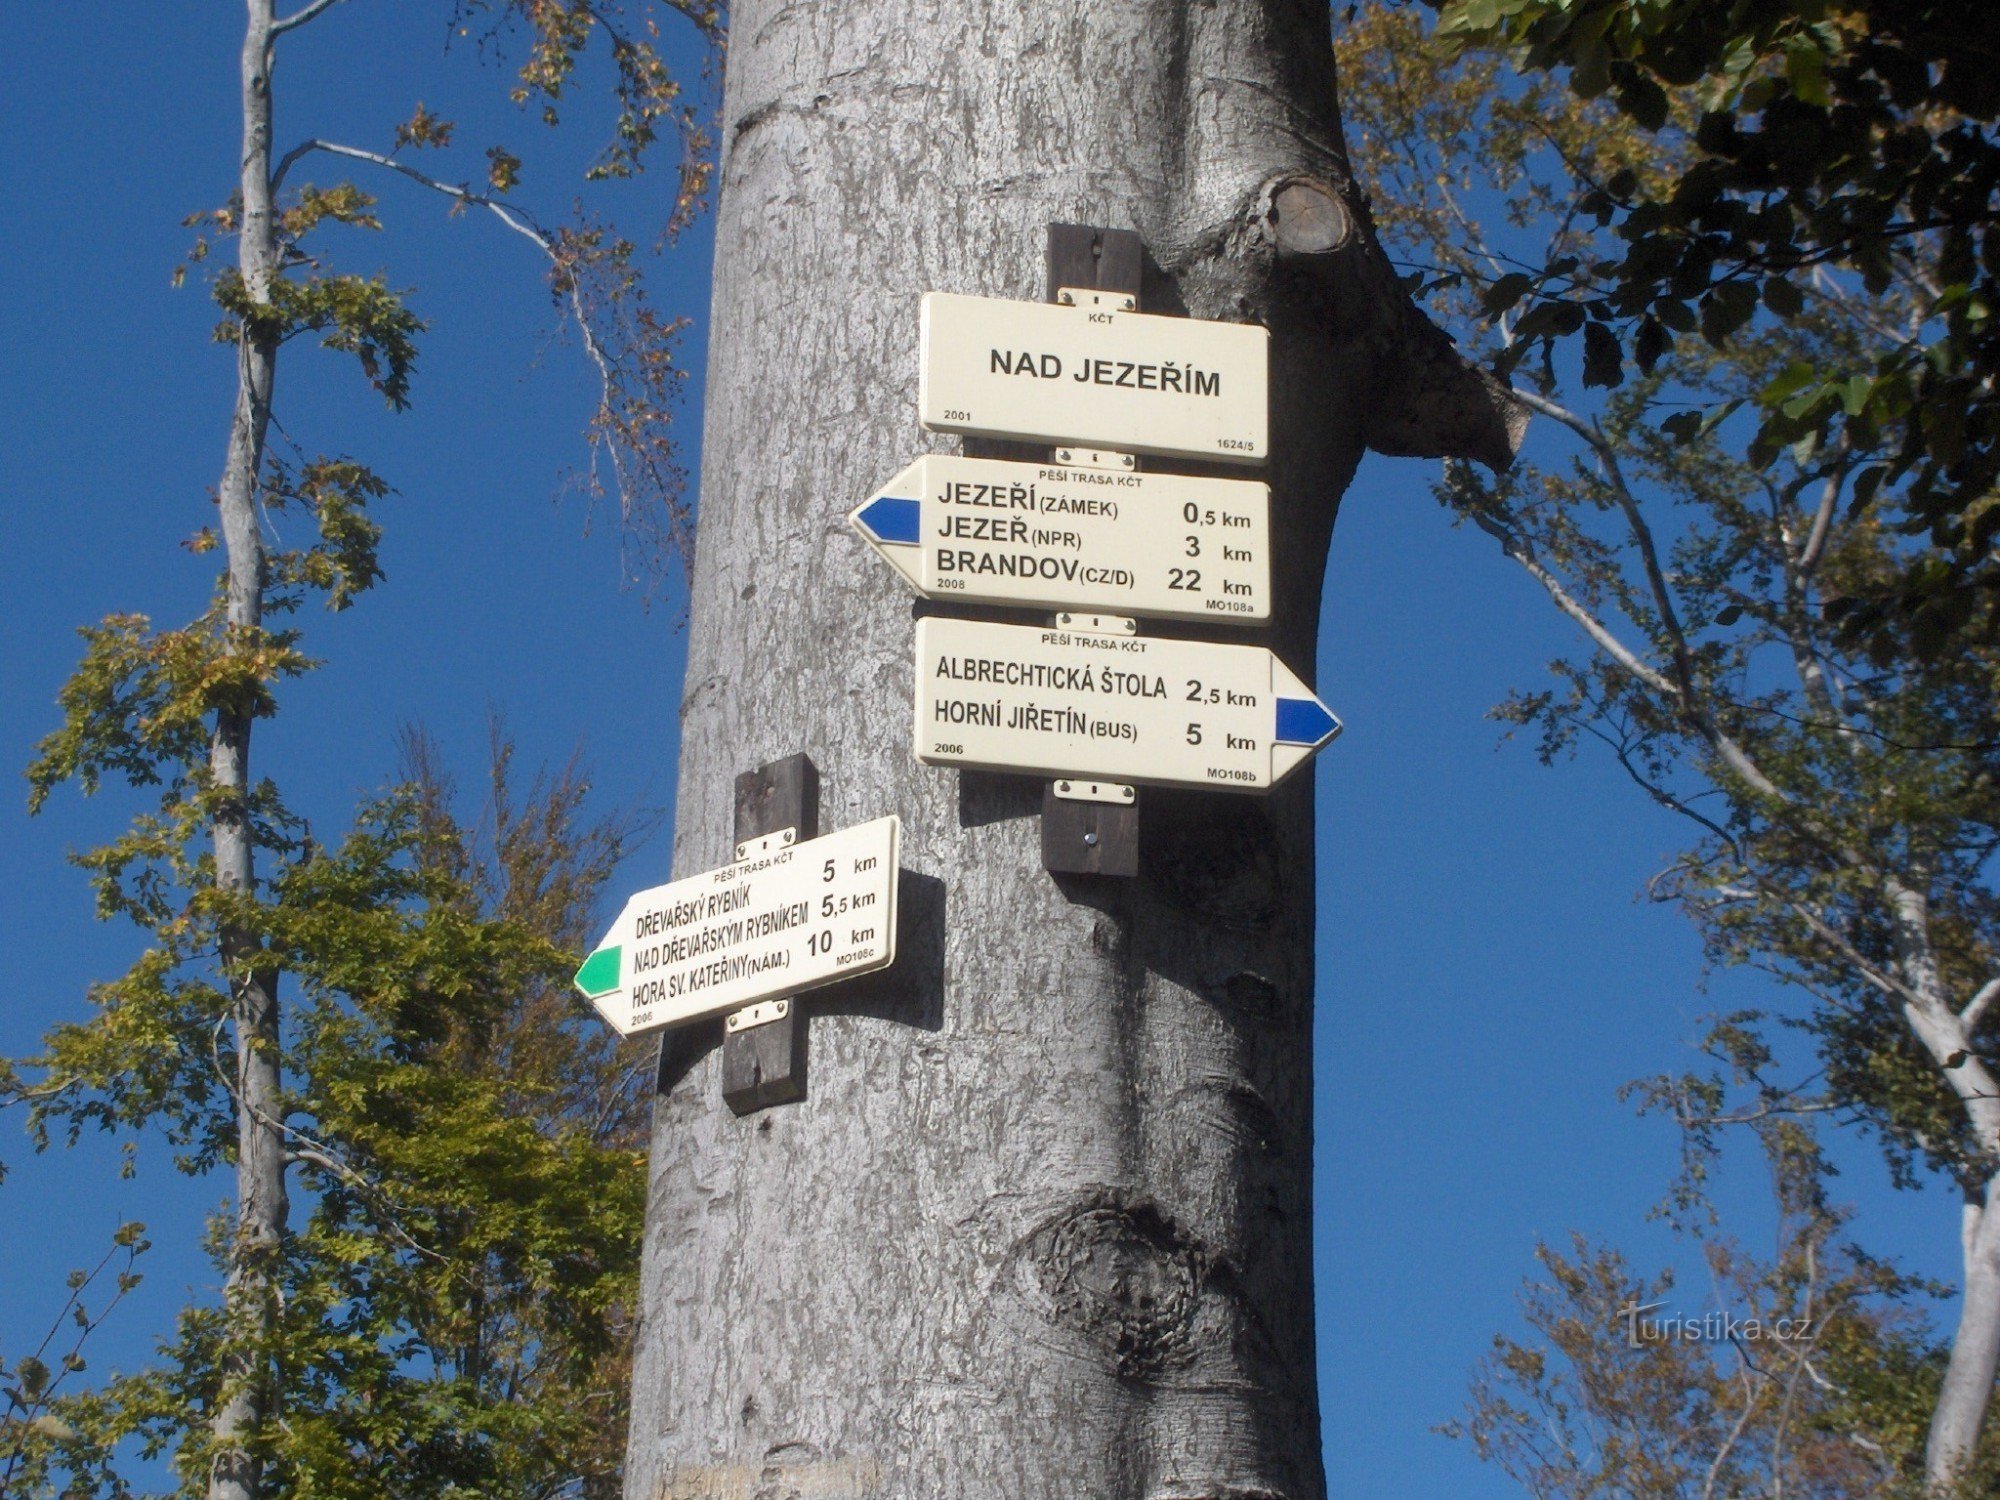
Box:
[574,945,622,998]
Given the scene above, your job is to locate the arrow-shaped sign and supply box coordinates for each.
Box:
[914,617,1340,792]
[851,454,1271,624]
[573,816,900,1038]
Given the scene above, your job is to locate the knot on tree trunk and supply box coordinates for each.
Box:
[1264,175,1355,258]
[1239,173,1528,475]
[1011,1188,1206,1380]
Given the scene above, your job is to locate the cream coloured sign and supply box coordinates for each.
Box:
[914,618,1339,792]
[918,292,1269,463]
[572,817,900,1037]
[850,454,1271,623]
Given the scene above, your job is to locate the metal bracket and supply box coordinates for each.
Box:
[1053,779,1136,805]
[725,997,792,1033]
[1054,612,1138,637]
[717,830,802,1043]
[1053,446,1137,472]
[734,827,797,861]
[1055,287,1137,313]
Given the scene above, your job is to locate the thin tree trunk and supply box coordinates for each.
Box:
[208,4,288,1497]
[1887,879,2000,1489]
[626,3,1511,1494]
[1929,1181,2000,1488]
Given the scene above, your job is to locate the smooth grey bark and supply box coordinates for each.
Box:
[1876,879,2000,1489]
[626,4,1512,1496]
[1889,880,2000,1490]
[209,5,288,1497]
[1931,1179,2000,1488]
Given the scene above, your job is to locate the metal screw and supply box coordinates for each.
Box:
[1083,832,1099,846]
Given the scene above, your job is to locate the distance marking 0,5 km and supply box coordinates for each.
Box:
[914,618,1340,792]
[850,454,1272,623]
[572,816,900,1038]
[919,291,1269,464]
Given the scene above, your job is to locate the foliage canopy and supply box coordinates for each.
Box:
[1429,0,2000,655]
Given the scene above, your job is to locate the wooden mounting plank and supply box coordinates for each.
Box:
[1042,224,1143,876]
[720,754,819,1115]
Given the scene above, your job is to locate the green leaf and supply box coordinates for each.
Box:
[1482,272,1534,314]
[1785,39,1831,108]
[1762,361,1819,405]
[16,1355,48,1400]
[1582,319,1624,388]
[1699,279,1759,344]
[1617,73,1669,131]
[1762,276,1803,319]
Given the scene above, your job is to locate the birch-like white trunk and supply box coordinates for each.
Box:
[1880,878,2000,1491]
[626,3,1508,1494]
[208,5,288,1497]
[1931,1182,2000,1487]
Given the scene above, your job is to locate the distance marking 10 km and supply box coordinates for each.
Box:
[573,816,901,1037]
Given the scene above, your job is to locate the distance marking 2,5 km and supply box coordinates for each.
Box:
[915,617,1340,792]
[851,454,1272,623]
[572,816,900,1038]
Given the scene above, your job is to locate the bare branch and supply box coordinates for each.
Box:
[1796,467,1841,579]
[1468,504,1789,800]
[1963,978,2000,1033]
[1712,883,1920,1008]
[1591,425,1704,728]
[1702,1367,1764,1500]
[1470,508,1678,696]
[1502,385,1610,460]
[269,0,347,37]
[270,140,552,255]
[267,139,688,572]
[1580,716,1746,863]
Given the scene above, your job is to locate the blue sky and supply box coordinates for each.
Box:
[0,7,1957,1496]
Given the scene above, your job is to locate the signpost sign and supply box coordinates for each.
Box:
[915,617,1340,791]
[850,454,1272,623]
[572,816,900,1038]
[919,291,1269,463]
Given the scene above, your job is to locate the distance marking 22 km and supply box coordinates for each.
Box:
[851,454,1272,623]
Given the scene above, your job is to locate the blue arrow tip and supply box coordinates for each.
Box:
[857,495,922,546]
[1275,695,1341,747]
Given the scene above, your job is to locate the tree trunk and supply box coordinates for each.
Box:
[1888,881,2000,1490]
[1930,1180,2000,1488]
[626,3,1512,1495]
[209,4,288,1498]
